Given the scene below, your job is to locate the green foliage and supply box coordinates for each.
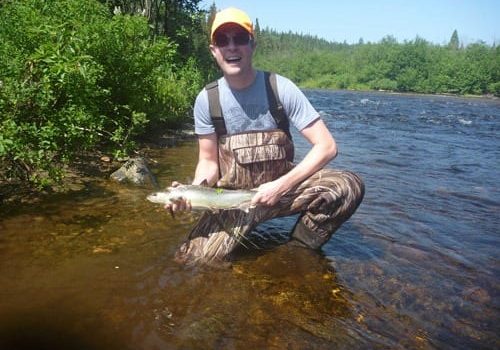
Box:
[254,30,499,97]
[98,0,217,81]
[0,0,204,186]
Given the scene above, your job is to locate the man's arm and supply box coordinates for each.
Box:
[166,133,219,212]
[251,118,337,206]
[192,133,219,186]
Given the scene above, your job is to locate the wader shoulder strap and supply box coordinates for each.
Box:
[205,72,291,139]
[205,80,227,136]
[264,71,292,140]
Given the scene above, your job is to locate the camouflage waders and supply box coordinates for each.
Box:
[175,130,364,265]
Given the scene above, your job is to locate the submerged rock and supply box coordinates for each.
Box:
[110,157,158,187]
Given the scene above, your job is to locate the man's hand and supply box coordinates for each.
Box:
[251,179,287,207]
[164,181,192,214]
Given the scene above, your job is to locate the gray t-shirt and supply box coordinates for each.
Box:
[194,71,320,135]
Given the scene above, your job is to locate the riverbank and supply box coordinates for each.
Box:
[301,86,500,101]
[0,129,196,206]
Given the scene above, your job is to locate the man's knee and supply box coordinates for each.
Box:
[290,170,364,249]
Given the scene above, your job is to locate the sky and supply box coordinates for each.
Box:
[199,0,499,46]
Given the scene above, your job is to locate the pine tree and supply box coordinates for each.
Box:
[448,29,459,49]
[255,18,261,35]
[207,2,218,40]
[254,18,261,44]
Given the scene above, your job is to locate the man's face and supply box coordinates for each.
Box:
[210,24,255,77]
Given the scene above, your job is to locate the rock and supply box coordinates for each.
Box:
[110,157,158,187]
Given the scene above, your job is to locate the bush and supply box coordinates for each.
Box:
[369,78,398,91]
[0,0,203,186]
[488,82,500,96]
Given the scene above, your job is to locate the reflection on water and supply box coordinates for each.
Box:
[1,92,499,349]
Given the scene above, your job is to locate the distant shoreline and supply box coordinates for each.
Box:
[303,87,500,102]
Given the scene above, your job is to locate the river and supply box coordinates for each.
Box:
[0,90,499,349]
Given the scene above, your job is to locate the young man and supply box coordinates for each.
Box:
[168,7,364,265]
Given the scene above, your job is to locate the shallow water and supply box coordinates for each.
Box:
[1,91,499,349]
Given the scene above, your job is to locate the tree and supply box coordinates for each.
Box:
[255,18,261,36]
[206,2,217,40]
[448,29,459,50]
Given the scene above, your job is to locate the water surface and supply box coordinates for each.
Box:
[1,91,499,349]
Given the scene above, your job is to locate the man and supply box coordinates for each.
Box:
[168,7,364,265]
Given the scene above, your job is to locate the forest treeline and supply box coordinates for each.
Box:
[255,28,499,96]
[1,0,498,187]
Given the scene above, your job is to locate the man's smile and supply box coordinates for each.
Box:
[225,55,242,63]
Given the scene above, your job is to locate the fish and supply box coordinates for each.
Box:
[146,184,256,212]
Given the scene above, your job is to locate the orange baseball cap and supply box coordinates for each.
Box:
[210,7,254,41]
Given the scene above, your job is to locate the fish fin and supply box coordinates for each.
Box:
[212,208,221,215]
[238,201,256,214]
[199,179,209,187]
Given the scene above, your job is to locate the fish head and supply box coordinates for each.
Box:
[146,191,172,204]
[147,186,188,204]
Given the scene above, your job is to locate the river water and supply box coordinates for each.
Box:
[0,90,499,349]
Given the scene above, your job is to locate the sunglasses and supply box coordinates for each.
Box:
[213,32,251,47]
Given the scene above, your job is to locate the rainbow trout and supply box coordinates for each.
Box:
[147,185,256,212]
